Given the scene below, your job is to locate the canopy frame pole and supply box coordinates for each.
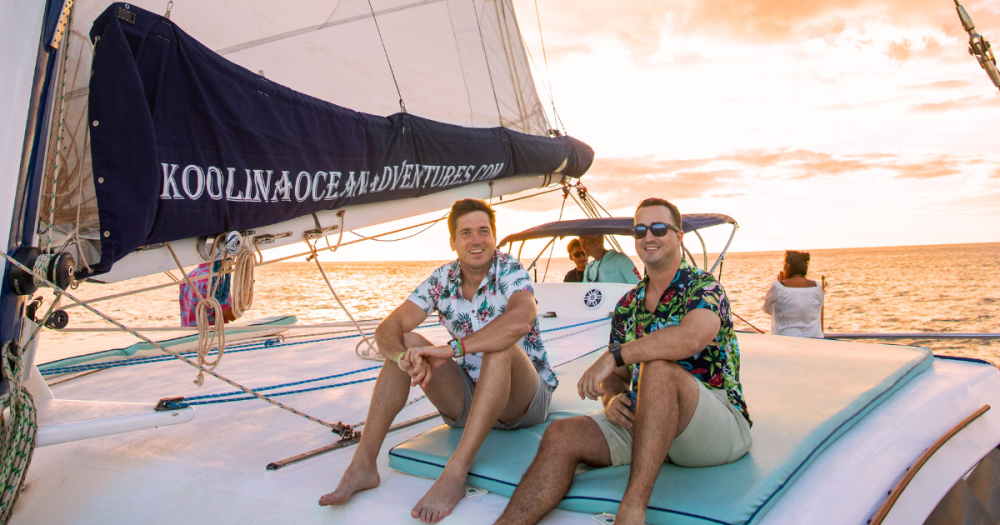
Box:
[709,223,738,275]
[692,229,709,270]
[526,237,556,272]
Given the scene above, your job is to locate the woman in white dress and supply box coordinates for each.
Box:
[762,251,825,338]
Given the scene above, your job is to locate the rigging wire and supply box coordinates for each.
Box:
[1,249,350,434]
[366,0,406,112]
[540,187,568,281]
[532,0,564,134]
[472,0,504,125]
[57,185,564,312]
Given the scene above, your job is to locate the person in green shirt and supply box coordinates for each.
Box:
[580,235,641,284]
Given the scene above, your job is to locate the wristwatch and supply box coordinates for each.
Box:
[448,338,462,358]
[609,341,625,367]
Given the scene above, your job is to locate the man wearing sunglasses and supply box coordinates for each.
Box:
[563,238,588,282]
[495,198,751,525]
[579,235,640,285]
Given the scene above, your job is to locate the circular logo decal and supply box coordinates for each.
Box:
[583,288,604,310]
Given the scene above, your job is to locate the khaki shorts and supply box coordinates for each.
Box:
[441,367,552,430]
[588,380,752,468]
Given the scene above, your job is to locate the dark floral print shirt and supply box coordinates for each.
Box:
[408,251,557,391]
[611,259,750,425]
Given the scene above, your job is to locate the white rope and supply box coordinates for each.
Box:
[166,242,227,386]
[305,239,382,361]
[229,238,255,319]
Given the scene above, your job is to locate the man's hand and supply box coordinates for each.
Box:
[605,393,635,430]
[404,345,453,388]
[578,351,616,400]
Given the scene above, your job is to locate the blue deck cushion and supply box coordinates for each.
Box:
[388,333,933,525]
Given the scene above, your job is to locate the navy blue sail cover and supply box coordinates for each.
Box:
[85,3,593,276]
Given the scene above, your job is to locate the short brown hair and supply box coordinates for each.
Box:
[448,199,496,239]
[784,250,810,277]
[567,238,582,254]
[636,198,682,230]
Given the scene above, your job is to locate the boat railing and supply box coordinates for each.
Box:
[825,333,1000,340]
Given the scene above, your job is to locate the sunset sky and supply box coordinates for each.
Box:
[309,0,1000,262]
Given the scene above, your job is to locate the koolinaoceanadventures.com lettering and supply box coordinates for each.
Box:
[158,161,507,202]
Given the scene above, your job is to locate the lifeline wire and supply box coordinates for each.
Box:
[1,249,347,433]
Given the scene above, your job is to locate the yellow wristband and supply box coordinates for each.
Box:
[397,351,407,371]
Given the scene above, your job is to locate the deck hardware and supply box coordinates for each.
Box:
[155,396,188,411]
[266,412,440,471]
[43,310,69,330]
[7,247,41,296]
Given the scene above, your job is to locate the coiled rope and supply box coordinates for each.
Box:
[166,233,257,386]
[0,341,37,524]
[0,290,65,521]
[229,235,255,319]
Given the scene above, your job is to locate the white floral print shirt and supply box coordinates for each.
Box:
[407,251,557,391]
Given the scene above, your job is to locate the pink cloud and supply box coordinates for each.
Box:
[525,0,1000,57]
[911,94,1000,113]
[505,149,992,211]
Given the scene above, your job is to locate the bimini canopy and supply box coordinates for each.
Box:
[497,214,736,248]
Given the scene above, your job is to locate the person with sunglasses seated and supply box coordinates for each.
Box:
[495,198,752,525]
[563,238,588,282]
[579,234,640,285]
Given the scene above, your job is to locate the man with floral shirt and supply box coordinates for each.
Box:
[320,199,557,524]
[496,198,752,525]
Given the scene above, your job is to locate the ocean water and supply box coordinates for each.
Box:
[38,243,999,365]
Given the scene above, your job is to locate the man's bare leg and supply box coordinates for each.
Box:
[495,417,613,525]
[319,333,465,506]
[412,344,539,523]
[616,360,699,525]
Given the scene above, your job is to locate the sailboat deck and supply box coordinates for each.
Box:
[13,320,1000,524]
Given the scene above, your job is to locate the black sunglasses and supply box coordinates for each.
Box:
[630,222,679,239]
[571,251,586,258]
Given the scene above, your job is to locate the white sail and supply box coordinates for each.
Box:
[38,0,552,281]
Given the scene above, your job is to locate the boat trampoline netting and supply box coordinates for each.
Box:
[389,333,933,525]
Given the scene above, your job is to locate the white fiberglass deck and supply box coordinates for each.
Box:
[13,318,1000,525]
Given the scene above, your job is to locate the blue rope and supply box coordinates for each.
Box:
[43,318,610,377]
[40,324,441,376]
[169,323,612,408]
[182,376,379,405]
[183,365,382,401]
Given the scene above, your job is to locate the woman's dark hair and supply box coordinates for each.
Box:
[448,199,496,239]
[784,250,810,277]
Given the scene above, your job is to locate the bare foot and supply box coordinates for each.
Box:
[411,469,467,523]
[318,462,380,506]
